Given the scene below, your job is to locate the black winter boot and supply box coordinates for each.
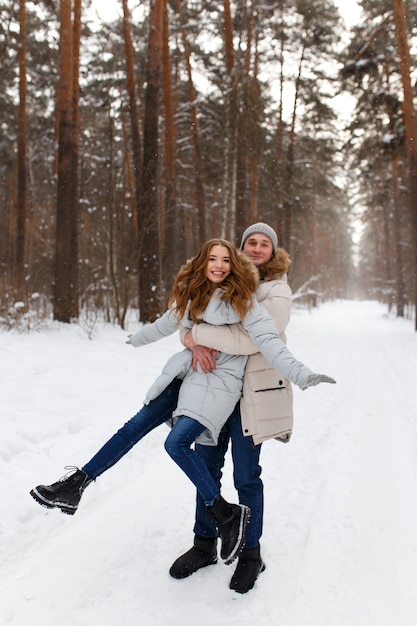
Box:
[207,496,250,565]
[30,467,92,515]
[169,536,218,579]
[229,546,265,594]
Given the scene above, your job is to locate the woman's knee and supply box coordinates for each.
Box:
[164,433,173,457]
[164,431,180,460]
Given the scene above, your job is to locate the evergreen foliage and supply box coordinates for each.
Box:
[0,0,415,328]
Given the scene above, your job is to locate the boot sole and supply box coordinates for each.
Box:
[30,488,77,516]
[223,506,250,566]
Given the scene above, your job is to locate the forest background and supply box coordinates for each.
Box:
[1,0,417,330]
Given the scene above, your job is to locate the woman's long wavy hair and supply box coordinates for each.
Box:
[168,238,259,323]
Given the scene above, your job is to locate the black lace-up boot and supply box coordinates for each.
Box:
[207,496,250,565]
[229,546,265,594]
[30,467,92,515]
[169,536,218,579]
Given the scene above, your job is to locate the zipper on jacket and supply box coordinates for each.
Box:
[255,385,285,392]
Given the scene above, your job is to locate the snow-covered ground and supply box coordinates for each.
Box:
[1,300,417,626]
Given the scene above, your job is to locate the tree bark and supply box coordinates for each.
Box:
[235,0,253,237]
[222,0,238,241]
[161,0,179,286]
[276,17,285,244]
[16,0,27,300]
[248,13,260,227]
[122,0,143,260]
[71,0,81,317]
[139,0,164,322]
[54,0,78,322]
[392,0,417,329]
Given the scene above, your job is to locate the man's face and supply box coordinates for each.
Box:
[242,233,274,266]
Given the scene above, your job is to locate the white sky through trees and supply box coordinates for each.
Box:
[89,0,363,28]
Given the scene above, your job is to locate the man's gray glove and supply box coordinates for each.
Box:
[301,373,336,390]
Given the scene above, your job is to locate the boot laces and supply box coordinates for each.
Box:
[58,466,81,482]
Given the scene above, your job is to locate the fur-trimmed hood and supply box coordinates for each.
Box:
[258,247,291,281]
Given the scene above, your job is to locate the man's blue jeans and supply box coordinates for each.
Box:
[194,403,264,549]
[82,378,220,505]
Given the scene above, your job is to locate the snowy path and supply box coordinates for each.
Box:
[1,300,417,626]
[269,301,417,625]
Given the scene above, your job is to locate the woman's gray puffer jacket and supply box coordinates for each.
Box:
[128,289,317,445]
[191,273,294,445]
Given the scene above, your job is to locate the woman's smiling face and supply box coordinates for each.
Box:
[205,245,232,284]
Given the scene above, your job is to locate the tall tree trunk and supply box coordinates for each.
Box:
[161,0,179,287]
[122,0,143,266]
[71,0,81,318]
[235,0,254,237]
[392,0,417,329]
[16,0,27,300]
[391,153,405,316]
[222,0,238,241]
[121,104,141,257]
[276,18,285,244]
[383,56,405,316]
[106,112,119,320]
[139,0,163,322]
[54,0,78,322]
[248,18,260,226]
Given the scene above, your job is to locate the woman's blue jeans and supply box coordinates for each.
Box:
[82,378,220,505]
[82,381,264,546]
[193,403,264,549]
[82,378,182,480]
[164,416,220,505]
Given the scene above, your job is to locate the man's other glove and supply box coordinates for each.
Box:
[301,373,336,390]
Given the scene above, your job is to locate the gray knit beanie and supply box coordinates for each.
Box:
[240,222,278,254]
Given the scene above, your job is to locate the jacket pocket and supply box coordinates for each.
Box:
[244,369,293,420]
[247,369,287,393]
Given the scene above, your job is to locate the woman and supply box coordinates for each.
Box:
[30,239,335,566]
[170,223,294,593]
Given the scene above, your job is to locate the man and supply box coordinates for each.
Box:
[170,222,293,594]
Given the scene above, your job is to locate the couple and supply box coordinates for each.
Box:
[30,223,335,594]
